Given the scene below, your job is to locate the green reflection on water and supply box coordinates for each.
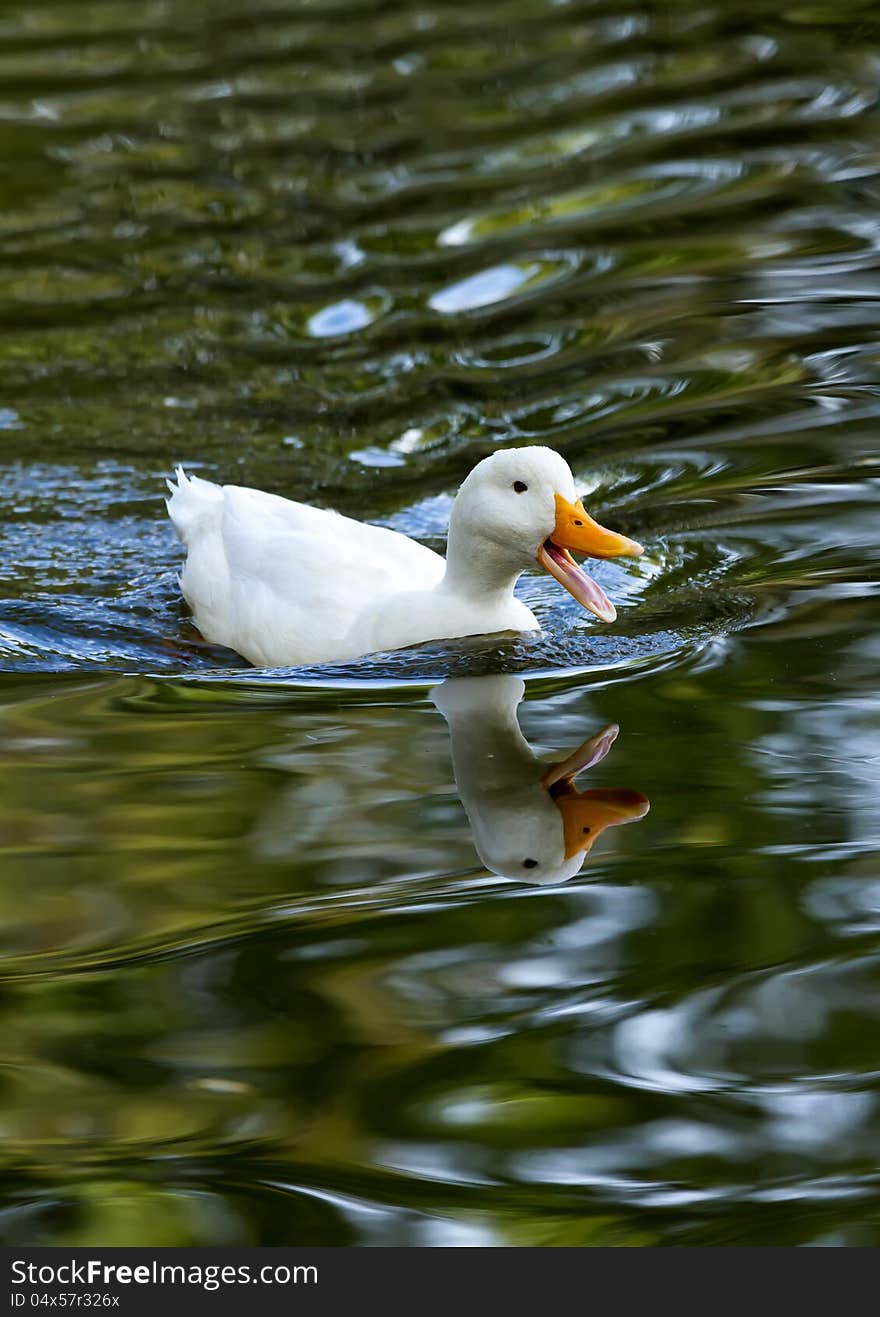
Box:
[0,0,879,1247]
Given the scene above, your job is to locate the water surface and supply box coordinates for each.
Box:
[1,0,879,1246]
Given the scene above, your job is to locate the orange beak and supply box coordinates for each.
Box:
[540,722,650,860]
[553,785,650,859]
[536,493,644,623]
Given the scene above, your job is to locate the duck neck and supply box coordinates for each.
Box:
[434,677,538,792]
[441,520,524,604]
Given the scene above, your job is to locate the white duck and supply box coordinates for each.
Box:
[166,446,643,667]
[433,675,649,884]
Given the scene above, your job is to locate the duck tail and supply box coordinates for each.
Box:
[165,466,222,546]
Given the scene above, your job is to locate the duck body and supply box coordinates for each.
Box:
[166,448,642,668]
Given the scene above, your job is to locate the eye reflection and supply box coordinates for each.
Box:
[432,675,649,884]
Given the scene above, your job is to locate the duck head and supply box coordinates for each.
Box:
[446,447,643,622]
[433,676,649,884]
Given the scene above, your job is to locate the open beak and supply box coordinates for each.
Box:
[536,493,643,623]
[540,723,619,789]
[540,722,649,859]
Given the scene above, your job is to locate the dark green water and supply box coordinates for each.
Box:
[1,0,879,1245]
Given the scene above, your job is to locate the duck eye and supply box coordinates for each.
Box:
[523,858,538,869]
[513,481,528,493]
[573,519,583,526]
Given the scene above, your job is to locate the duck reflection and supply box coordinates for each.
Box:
[432,676,649,884]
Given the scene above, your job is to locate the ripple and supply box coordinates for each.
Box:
[307,295,385,338]
[1,0,880,1249]
[428,255,579,314]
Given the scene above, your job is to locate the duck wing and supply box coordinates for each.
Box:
[223,483,443,592]
[170,475,445,665]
